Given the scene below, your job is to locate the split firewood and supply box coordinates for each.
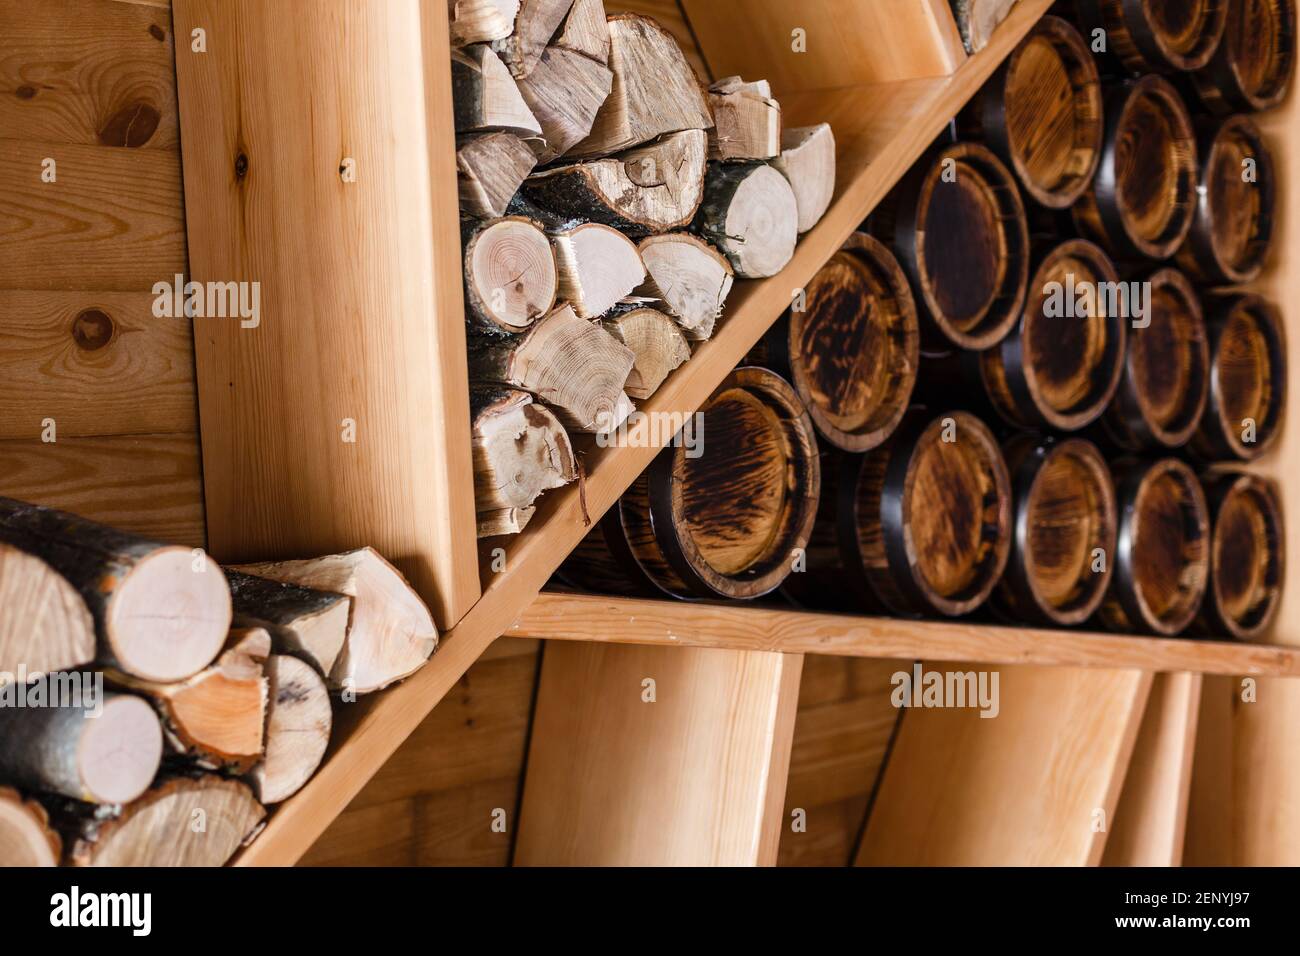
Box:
[0,541,95,680]
[694,162,799,278]
[602,308,691,399]
[247,655,332,805]
[517,45,613,163]
[232,548,438,695]
[555,0,609,63]
[0,690,162,804]
[492,0,576,78]
[552,222,646,318]
[449,0,520,47]
[463,215,558,335]
[0,786,60,867]
[951,0,1019,53]
[60,775,265,867]
[478,506,537,537]
[523,128,708,236]
[225,570,350,678]
[472,388,577,524]
[106,628,270,773]
[458,132,538,218]
[0,497,231,683]
[771,123,837,233]
[469,303,636,434]
[452,44,542,136]
[568,14,714,158]
[636,233,735,341]
[707,77,781,161]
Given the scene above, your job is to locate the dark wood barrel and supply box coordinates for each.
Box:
[558,367,820,600]
[1098,267,1209,450]
[992,435,1117,626]
[979,239,1126,431]
[1177,115,1276,284]
[870,142,1029,351]
[1192,471,1284,640]
[1075,0,1228,73]
[1194,0,1297,113]
[1096,457,1210,636]
[962,15,1103,208]
[754,233,919,453]
[1073,75,1198,262]
[1190,293,1287,461]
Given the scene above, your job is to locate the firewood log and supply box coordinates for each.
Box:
[457,132,537,218]
[452,44,542,136]
[478,506,537,537]
[231,548,437,695]
[471,388,577,524]
[518,45,613,163]
[448,0,520,47]
[636,233,735,341]
[469,303,636,434]
[601,308,691,399]
[0,497,231,683]
[247,655,332,805]
[0,541,95,680]
[568,14,714,158]
[707,77,781,161]
[694,162,799,278]
[552,222,646,318]
[556,0,609,63]
[492,0,577,79]
[225,570,351,678]
[463,215,558,335]
[106,628,270,773]
[772,123,837,233]
[0,690,162,804]
[60,775,265,867]
[523,129,707,236]
[951,0,1019,53]
[0,786,60,866]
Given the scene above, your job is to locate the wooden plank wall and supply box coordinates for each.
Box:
[0,0,203,546]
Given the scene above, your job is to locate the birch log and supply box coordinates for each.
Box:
[463,216,558,334]
[951,0,1020,53]
[694,162,799,278]
[518,45,613,163]
[457,132,537,218]
[707,77,781,161]
[556,0,610,63]
[452,44,542,136]
[472,388,578,521]
[552,222,646,318]
[602,308,691,399]
[226,570,351,678]
[0,541,95,680]
[449,0,520,47]
[492,0,578,79]
[636,233,735,340]
[0,787,60,867]
[247,655,332,805]
[771,123,837,233]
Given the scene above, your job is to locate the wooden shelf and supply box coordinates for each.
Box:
[232,0,1058,867]
[509,593,1300,678]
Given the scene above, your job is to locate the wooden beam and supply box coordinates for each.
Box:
[172,0,479,628]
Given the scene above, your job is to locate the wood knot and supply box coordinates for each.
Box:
[15,85,36,100]
[71,309,114,351]
[235,151,249,180]
[98,101,162,148]
[148,23,166,41]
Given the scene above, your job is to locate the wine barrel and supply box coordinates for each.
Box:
[1177,115,1276,284]
[1075,0,1228,73]
[1193,471,1284,640]
[755,233,919,452]
[1190,293,1287,461]
[1098,268,1209,450]
[870,142,1029,351]
[962,16,1103,208]
[1096,457,1210,636]
[992,435,1117,627]
[558,367,820,600]
[1073,75,1198,262]
[1194,0,1296,113]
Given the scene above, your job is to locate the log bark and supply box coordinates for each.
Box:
[694,162,799,278]
[568,14,714,158]
[231,548,438,695]
[462,215,558,334]
[247,654,332,805]
[452,44,542,136]
[449,0,520,47]
[472,387,578,521]
[0,540,95,681]
[225,570,351,678]
[492,0,577,79]
[469,303,636,434]
[602,307,691,399]
[0,786,60,866]
[950,0,1020,53]
[552,221,646,318]
[523,128,707,236]
[556,0,610,63]
[0,497,231,683]
[517,45,613,163]
[707,77,781,162]
[457,132,537,218]
[0,690,162,804]
[636,233,735,340]
[771,123,837,233]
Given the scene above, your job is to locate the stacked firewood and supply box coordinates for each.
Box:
[453,0,837,536]
[0,497,436,866]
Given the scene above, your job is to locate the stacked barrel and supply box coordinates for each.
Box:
[558,0,1292,641]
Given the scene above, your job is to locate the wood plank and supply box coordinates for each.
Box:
[298,798,416,867]
[514,642,802,866]
[172,0,480,628]
[413,777,520,866]
[510,592,1300,677]
[0,0,180,149]
[1183,675,1235,865]
[0,433,204,546]
[856,665,1152,866]
[0,290,196,439]
[1103,672,1202,866]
